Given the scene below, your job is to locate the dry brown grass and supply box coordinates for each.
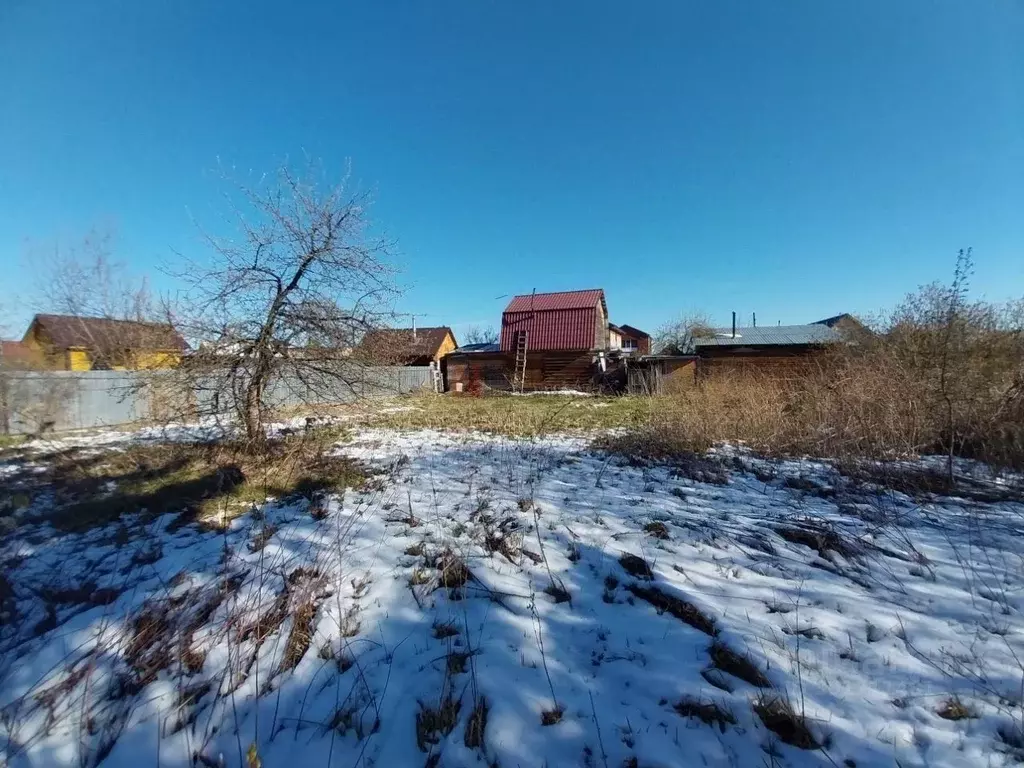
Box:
[618,553,652,580]
[753,694,820,750]
[540,706,564,726]
[464,696,489,749]
[604,352,1024,483]
[626,584,717,636]
[415,697,461,751]
[366,392,650,436]
[10,427,367,531]
[604,283,1024,477]
[936,696,976,721]
[708,641,772,689]
[673,697,736,732]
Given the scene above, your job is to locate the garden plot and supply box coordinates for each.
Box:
[2,427,1023,767]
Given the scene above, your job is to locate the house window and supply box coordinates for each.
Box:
[622,339,638,350]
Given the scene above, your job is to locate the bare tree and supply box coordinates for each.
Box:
[34,229,155,322]
[462,325,498,346]
[26,229,179,370]
[169,158,400,445]
[653,311,715,355]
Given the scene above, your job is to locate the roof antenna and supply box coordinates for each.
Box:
[732,311,736,339]
[753,312,756,328]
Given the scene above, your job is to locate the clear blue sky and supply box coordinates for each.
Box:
[1,1,1022,338]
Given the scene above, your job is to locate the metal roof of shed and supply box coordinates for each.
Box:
[693,324,842,348]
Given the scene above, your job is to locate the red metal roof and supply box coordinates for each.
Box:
[503,289,605,313]
[500,289,606,352]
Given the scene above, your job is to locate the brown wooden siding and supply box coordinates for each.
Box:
[445,350,600,392]
[696,346,827,378]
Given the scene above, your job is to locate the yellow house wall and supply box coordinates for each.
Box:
[133,350,182,369]
[18,320,182,370]
[21,323,67,370]
[66,349,92,371]
[434,333,457,362]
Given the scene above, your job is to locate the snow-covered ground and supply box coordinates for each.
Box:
[2,428,1024,767]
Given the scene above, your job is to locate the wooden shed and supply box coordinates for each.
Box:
[445,289,616,393]
[692,323,843,377]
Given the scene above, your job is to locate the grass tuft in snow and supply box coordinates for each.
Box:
[434,551,472,589]
[541,706,564,726]
[464,696,489,749]
[674,697,736,733]
[543,581,572,604]
[643,521,670,540]
[709,641,772,688]
[432,621,459,639]
[618,553,652,580]
[775,523,861,561]
[446,650,472,675]
[753,694,820,750]
[13,429,366,532]
[936,696,977,721]
[626,583,717,636]
[416,697,461,751]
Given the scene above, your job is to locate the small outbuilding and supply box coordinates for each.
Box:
[691,322,843,376]
[357,326,458,366]
[19,314,189,371]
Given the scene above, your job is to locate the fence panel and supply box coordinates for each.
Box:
[0,366,434,435]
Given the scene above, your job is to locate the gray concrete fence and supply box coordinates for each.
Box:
[0,367,434,435]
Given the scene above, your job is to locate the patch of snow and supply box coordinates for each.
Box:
[1,428,1022,767]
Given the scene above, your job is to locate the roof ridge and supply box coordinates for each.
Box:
[35,313,175,326]
[509,288,603,298]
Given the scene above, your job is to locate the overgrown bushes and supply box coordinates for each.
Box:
[613,256,1024,474]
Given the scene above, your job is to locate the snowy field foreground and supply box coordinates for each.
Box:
[2,429,1024,767]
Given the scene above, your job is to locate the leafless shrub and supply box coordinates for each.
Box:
[612,254,1024,480]
[654,311,716,356]
[462,325,499,346]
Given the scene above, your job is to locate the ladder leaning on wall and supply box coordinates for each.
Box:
[512,331,528,393]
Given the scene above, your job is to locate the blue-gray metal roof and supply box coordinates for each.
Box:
[693,324,842,348]
[452,342,500,354]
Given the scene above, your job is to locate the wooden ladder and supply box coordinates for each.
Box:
[512,331,528,393]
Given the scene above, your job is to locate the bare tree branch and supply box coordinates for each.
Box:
[166,158,401,445]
